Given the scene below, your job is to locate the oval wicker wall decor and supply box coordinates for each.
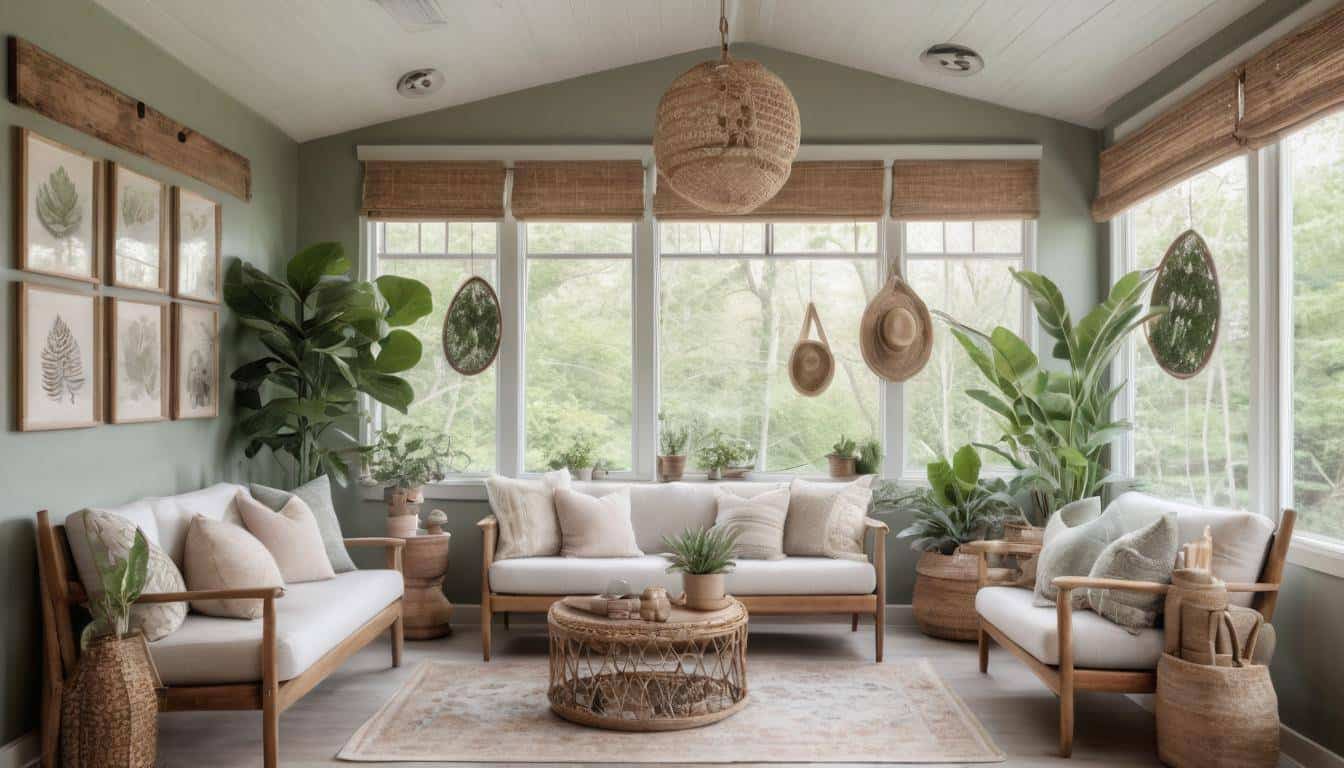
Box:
[1146,229,1221,379]
[442,276,501,376]
[788,302,835,396]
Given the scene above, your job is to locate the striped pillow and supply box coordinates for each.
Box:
[713,487,790,560]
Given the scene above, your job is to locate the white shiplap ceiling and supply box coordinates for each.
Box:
[93,0,1264,142]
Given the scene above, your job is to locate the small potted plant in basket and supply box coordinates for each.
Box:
[694,429,753,481]
[827,434,858,477]
[663,526,740,611]
[365,425,467,537]
[657,413,692,482]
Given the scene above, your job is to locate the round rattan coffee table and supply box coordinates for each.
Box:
[547,597,749,731]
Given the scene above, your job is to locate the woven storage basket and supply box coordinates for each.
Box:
[912,550,980,641]
[1156,652,1278,767]
[60,634,159,768]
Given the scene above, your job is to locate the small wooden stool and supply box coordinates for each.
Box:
[402,532,453,639]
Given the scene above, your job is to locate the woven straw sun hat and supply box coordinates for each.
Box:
[788,303,834,396]
[860,273,934,382]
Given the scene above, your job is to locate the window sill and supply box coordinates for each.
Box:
[1286,532,1344,579]
[358,473,888,503]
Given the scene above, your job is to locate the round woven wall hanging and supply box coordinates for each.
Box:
[860,268,934,383]
[1146,229,1220,379]
[442,276,501,376]
[789,302,835,396]
[652,1,800,214]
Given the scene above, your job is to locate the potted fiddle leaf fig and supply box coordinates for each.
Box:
[827,434,858,477]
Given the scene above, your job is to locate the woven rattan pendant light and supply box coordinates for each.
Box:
[653,0,801,214]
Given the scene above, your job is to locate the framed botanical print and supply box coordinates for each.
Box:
[18,282,102,431]
[171,187,221,303]
[108,163,169,292]
[172,303,219,420]
[106,297,170,424]
[17,129,102,283]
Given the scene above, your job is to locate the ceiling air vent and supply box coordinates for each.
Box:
[920,43,984,77]
[372,0,448,28]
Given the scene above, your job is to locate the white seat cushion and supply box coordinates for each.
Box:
[149,570,402,685]
[489,555,875,596]
[976,586,1165,670]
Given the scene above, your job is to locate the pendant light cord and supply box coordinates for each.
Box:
[719,0,731,63]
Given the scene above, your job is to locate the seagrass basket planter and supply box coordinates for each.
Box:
[912,550,980,641]
[60,633,160,768]
[1155,652,1279,768]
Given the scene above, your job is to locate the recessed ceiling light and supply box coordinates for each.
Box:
[372,0,448,27]
[396,68,444,98]
[920,44,984,77]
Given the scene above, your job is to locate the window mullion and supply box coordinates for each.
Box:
[634,170,658,479]
[498,207,524,477]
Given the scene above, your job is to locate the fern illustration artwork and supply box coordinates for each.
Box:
[1146,229,1221,379]
[40,315,85,404]
[24,132,95,278]
[114,169,164,289]
[442,276,501,376]
[37,166,82,242]
[121,186,156,228]
[120,316,161,401]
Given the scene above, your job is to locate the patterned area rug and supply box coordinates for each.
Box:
[339,659,1003,763]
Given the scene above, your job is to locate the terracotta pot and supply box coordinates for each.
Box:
[681,572,727,611]
[61,633,159,768]
[387,513,419,539]
[912,550,980,641]
[659,455,687,482]
[386,485,423,516]
[827,455,857,478]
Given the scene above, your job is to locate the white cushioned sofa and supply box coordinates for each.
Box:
[35,483,406,768]
[479,480,890,661]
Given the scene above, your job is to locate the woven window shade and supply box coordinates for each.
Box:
[1238,3,1344,149]
[360,161,505,220]
[510,161,646,221]
[1091,72,1242,222]
[654,161,884,221]
[890,160,1040,221]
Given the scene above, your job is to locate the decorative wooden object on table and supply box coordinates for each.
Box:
[60,633,160,768]
[385,486,421,539]
[547,597,748,731]
[401,530,453,640]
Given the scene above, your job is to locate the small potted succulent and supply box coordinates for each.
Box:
[854,438,883,475]
[694,429,752,481]
[663,526,739,611]
[827,434,858,477]
[657,413,692,482]
[365,425,467,537]
[548,433,598,480]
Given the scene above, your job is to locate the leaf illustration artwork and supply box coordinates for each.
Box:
[36,166,82,240]
[120,317,160,400]
[41,314,85,404]
[121,186,156,227]
[186,320,216,408]
[185,210,211,236]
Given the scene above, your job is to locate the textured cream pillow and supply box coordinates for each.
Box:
[1085,514,1179,633]
[237,490,335,583]
[555,488,643,558]
[184,515,284,619]
[65,509,187,641]
[784,476,875,556]
[714,487,789,560]
[485,469,571,560]
[824,479,875,561]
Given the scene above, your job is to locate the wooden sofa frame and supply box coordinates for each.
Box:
[34,509,407,768]
[478,514,890,661]
[966,508,1295,758]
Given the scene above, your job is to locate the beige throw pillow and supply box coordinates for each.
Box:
[1085,514,1179,633]
[1033,497,1164,607]
[784,476,875,556]
[184,515,284,619]
[555,488,643,558]
[65,509,187,641]
[485,470,571,560]
[714,487,789,560]
[824,479,875,561]
[237,491,335,583]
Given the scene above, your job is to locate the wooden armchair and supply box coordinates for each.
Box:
[966,502,1295,757]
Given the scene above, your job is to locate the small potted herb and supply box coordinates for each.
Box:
[827,434,858,477]
[549,433,598,480]
[365,425,467,537]
[663,527,739,610]
[694,429,752,480]
[855,438,883,475]
[657,413,692,482]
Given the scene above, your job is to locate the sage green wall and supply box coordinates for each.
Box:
[0,0,298,745]
[297,45,1103,607]
[1101,1,1344,757]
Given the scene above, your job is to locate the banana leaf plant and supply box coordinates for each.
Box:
[225,242,432,486]
[941,269,1166,522]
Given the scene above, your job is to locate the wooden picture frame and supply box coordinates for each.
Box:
[171,303,219,420]
[171,187,222,303]
[107,163,170,293]
[106,297,171,424]
[16,128,102,284]
[17,282,102,431]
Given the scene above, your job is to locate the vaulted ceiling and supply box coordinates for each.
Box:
[93,0,1263,142]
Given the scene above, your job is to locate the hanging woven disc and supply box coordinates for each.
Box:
[789,302,835,397]
[1146,229,1220,379]
[442,276,501,376]
[859,268,934,383]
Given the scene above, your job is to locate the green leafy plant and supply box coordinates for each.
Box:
[81,523,150,647]
[658,412,692,456]
[548,433,598,470]
[941,269,1164,521]
[855,438,883,475]
[830,434,857,458]
[694,428,753,471]
[883,445,1024,554]
[225,242,432,486]
[364,425,467,489]
[662,527,739,575]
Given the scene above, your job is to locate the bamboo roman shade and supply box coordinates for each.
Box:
[889,160,1040,221]
[654,161,884,220]
[361,161,506,220]
[1238,3,1344,149]
[510,161,646,220]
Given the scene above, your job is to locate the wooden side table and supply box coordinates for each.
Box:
[401,532,453,639]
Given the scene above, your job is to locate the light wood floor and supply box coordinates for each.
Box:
[157,619,1163,767]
